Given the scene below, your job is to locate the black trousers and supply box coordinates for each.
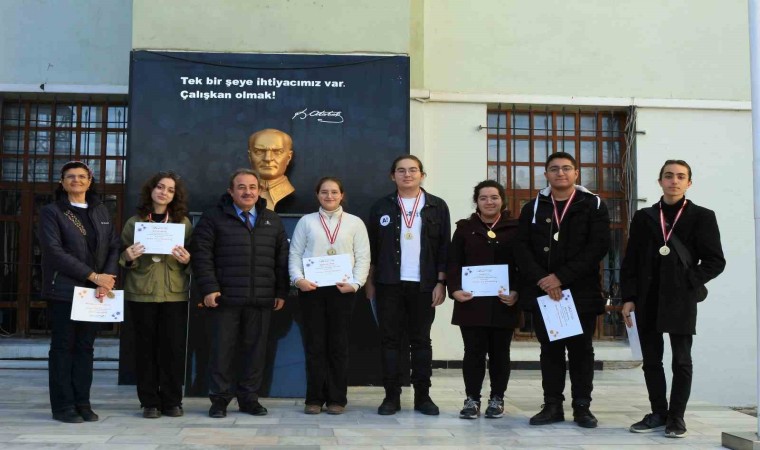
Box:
[533,311,597,404]
[129,301,188,409]
[48,300,99,413]
[207,305,271,405]
[460,326,514,401]
[299,287,355,407]
[376,282,435,392]
[639,330,693,418]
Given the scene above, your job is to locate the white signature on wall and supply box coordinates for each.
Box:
[292,108,344,124]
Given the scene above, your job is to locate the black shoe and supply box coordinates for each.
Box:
[53,409,84,423]
[414,395,440,416]
[629,412,667,433]
[239,400,268,416]
[572,402,598,428]
[208,399,227,418]
[142,407,161,419]
[665,415,688,438]
[529,403,564,425]
[162,406,184,417]
[75,406,99,422]
[484,396,505,419]
[377,396,401,415]
[459,396,480,419]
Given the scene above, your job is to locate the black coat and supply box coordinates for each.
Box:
[447,213,521,328]
[39,191,121,302]
[514,187,610,313]
[367,189,451,292]
[191,194,289,308]
[620,199,725,335]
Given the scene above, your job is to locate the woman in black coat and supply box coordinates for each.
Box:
[621,160,725,438]
[447,180,519,420]
[38,161,121,423]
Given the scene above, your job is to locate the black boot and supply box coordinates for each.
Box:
[378,387,401,415]
[572,400,598,428]
[413,387,440,416]
[529,402,564,425]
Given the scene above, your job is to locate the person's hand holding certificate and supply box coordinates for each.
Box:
[303,254,354,287]
[461,264,509,297]
[70,287,124,322]
[536,289,583,341]
[133,222,186,255]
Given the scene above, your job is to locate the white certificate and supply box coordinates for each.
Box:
[537,289,583,341]
[626,311,643,359]
[133,222,186,255]
[303,254,354,287]
[70,287,124,322]
[461,264,509,297]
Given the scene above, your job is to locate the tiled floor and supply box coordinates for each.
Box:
[0,366,754,449]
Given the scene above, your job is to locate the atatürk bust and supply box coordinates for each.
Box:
[247,128,295,211]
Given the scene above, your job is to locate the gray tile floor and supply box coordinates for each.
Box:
[0,366,754,449]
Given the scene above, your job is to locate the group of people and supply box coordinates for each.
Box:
[38,152,724,439]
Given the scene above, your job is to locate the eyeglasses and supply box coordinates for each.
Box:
[547,165,576,174]
[395,168,421,175]
[159,170,181,180]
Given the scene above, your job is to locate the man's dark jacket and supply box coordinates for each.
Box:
[191,194,289,308]
[367,189,451,292]
[514,186,610,314]
[447,213,521,328]
[620,199,725,335]
[39,191,121,302]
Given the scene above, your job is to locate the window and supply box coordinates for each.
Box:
[0,99,128,336]
[487,107,633,340]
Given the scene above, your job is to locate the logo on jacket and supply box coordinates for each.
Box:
[380,215,390,227]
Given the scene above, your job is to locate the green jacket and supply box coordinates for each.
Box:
[119,215,192,302]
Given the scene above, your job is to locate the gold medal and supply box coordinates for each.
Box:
[487,230,496,239]
[404,231,414,240]
[553,232,559,241]
[152,256,161,263]
[327,248,337,255]
[107,291,115,299]
[659,245,670,256]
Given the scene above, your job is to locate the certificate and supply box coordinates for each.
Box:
[303,254,354,287]
[537,289,583,341]
[461,264,509,297]
[134,222,186,255]
[626,311,643,359]
[70,287,124,322]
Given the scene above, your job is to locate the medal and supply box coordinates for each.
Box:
[107,291,115,299]
[152,256,161,262]
[319,209,343,256]
[478,211,501,240]
[398,190,422,242]
[659,199,688,257]
[551,189,577,243]
[147,212,169,223]
[487,230,496,239]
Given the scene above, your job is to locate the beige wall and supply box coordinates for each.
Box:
[422,0,750,101]
[133,0,409,54]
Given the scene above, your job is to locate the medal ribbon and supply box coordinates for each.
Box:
[550,189,577,230]
[659,199,688,245]
[478,212,501,235]
[319,211,343,246]
[397,191,422,230]
[147,212,169,223]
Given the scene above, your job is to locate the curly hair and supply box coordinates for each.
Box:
[136,171,188,223]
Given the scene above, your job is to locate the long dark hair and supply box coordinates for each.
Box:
[136,171,188,223]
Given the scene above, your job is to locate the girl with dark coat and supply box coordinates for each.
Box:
[447,180,520,419]
[622,160,725,438]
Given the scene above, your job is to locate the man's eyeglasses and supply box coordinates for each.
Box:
[395,168,421,175]
[546,166,576,174]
